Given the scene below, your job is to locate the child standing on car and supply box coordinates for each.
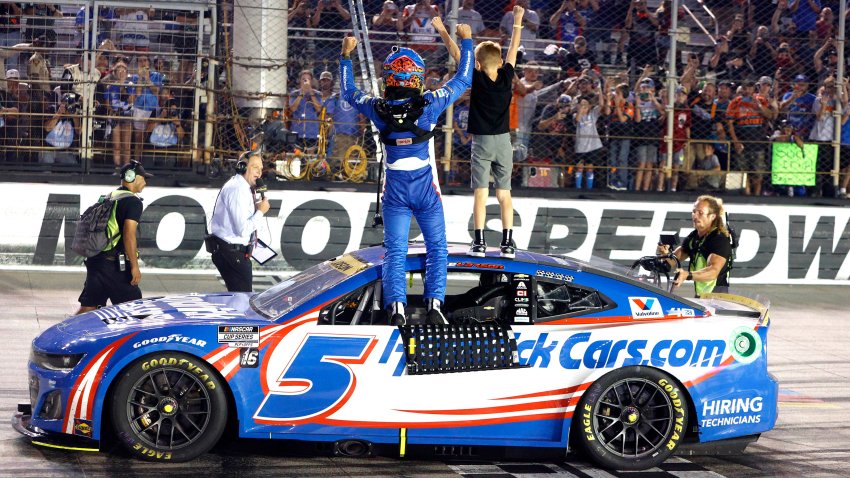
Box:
[455,5,526,259]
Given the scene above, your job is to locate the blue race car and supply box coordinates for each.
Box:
[14,245,777,470]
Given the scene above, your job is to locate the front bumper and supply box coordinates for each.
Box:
[12,403,99,453]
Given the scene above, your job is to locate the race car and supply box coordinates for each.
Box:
[14,245,777,470]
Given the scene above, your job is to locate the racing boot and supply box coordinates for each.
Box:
[500,229,516,259]
[388,302,406,326]
[469,229,486,257]
[425,298,448,325]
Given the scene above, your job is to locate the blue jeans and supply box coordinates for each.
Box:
[608,138,631,186]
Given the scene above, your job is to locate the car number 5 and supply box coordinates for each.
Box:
[255,335,375,423]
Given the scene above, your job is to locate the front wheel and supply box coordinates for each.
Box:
[574,367,688,470]
[111,352,228,462]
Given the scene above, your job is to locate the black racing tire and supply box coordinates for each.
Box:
[574,366,688,471]
[111,352,228,462]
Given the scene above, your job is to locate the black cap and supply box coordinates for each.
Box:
[120,161,153,180]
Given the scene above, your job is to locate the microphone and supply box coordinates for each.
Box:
[255,178,267,200]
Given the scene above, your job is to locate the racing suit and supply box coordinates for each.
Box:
[340,38,473,307]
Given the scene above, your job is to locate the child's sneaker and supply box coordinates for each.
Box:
[500,239,517,258]
[469,240,487,257]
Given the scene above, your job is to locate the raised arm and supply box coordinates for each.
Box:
[432,16,460,64]
[506,5,525,67]
[436,25,474,102]
[338,36,382,124]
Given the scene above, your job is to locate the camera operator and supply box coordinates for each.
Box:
[208,152,270,292]
[657,195,733,297]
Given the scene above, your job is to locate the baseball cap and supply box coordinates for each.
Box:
[557,94,572,104]
[741,77,755,86]
[758,76,773,85]
[5,69,20,79]
[718,79,735,89]
[794,74,808,82]
[319,71,333,81]
[675,85,687,94]
[640,77,655,88]
[120,161,153,180]
[828,49,838,56]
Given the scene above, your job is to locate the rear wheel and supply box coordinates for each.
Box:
[111,352,228,462]
[574,367,688,470]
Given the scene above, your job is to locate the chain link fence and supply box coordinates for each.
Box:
[1,0,848,197]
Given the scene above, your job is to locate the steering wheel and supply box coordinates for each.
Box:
[630,253,682,293]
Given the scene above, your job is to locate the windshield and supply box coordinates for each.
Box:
[252,253,372,319]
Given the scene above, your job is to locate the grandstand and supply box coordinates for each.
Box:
[0,0,847,199]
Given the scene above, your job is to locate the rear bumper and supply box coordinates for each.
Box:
[12,404,99,453]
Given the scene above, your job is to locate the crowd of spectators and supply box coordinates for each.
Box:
[2,1,849,199]
[277,0,850,198]
[0,3,203,171]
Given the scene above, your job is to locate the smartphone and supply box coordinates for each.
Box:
[640,92,649,101]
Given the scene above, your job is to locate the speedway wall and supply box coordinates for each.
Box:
[0,183,848,284]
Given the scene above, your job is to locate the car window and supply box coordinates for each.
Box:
[253,253,371,319]
[535,279,608,320]
[319,270,518,325]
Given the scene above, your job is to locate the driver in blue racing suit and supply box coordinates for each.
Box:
[339,24,473,325]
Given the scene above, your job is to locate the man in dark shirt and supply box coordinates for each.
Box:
[559,35,598,78]
[76,160,152,314]
[466,5,525,258]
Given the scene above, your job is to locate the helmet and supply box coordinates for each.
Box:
[382,47,425,92]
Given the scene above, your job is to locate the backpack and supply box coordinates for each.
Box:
[72,191,133,258]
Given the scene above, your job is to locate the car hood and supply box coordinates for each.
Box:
[52,293,268,341]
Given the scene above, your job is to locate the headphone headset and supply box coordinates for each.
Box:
[123,160,140,183]
[235,159,247,175]
[235,150,254,175]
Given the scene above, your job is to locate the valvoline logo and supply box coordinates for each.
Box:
[628,297,664,319]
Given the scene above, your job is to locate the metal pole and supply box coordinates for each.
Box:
[441,0,460,179]
[664,0,679,188]
[349,0,385,169]
[204,3,218,167]
[833,0,846,194]
[81,2,94,174]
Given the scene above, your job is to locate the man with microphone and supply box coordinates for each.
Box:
[209,151,270,292]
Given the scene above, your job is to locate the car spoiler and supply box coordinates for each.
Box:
[697,292,770,327]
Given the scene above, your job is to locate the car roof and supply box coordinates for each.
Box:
[355,243,603,275]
